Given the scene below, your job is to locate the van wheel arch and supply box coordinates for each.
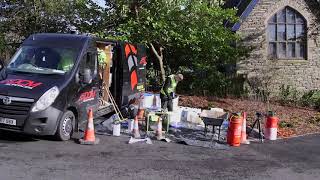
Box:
[55,110,75,141]
[54,106,79,141]
[67,106,78,132]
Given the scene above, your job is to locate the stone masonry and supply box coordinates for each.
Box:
[237,0,320,94]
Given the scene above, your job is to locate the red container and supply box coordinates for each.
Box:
[265,116,279,140]
[265,116,279,128]
[227,115,243,147]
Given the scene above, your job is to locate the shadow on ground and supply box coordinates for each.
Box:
[0,130,49,142]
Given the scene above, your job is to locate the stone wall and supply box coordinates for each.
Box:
[237,0,320,94]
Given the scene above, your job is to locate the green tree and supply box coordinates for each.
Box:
[108,0,245,88]
[0,0,104,61]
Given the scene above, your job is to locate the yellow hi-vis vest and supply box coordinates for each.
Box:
[161,75,177,95]
[58,52,74,72]
[98,49,107,67]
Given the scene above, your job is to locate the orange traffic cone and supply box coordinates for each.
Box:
[137,94,145,119]
[241,112,250,145]
[133,116,141,138]
[79,108,100,145]
[137,108,145,119]
[156,117,164,140]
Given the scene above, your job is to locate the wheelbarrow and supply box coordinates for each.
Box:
[199,110,229,141]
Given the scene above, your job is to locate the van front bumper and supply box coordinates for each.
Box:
[0,106,63,136]
[23,106,63,135]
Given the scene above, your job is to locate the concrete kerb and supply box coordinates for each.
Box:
[276,132,320,140]
[247,132,320,143]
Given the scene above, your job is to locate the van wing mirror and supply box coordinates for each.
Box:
[0,60,7,81]
[0,60,4,71]
[82,68,92,84]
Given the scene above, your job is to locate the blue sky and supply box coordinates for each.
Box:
[93,0,105,7]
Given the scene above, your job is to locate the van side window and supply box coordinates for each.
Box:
[79,52,97,77]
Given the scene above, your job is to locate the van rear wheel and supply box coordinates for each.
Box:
[55,111,74,141]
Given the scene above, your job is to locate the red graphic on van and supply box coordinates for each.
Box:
[125,43,138,91]
[0,79,42,89]
[125,44,137,58]
[130,71,138,90]
[78,90,96,103]
[140,56,147,66]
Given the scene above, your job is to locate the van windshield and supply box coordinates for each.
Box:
[7,46,77,75]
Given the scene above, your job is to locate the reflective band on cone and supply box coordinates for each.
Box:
[241,112,250,144]
[88,120,94,130]
[79,108,100,145]
[133,117,141,138]
[84,109,95,141]
[156,117,163,140]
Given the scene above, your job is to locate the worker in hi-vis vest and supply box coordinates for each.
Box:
[58,50,74,72]
[160,74,184,111]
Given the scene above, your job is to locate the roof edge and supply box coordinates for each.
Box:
[232,0,260,31]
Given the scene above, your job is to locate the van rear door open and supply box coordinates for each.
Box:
[111,43,147,108]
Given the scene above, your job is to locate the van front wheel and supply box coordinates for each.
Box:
[55,111,74,141]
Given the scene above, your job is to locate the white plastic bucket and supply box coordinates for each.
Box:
[143,93,154,109]
[180,107,201,123]
[172,112,182,123]
[112,123,121,136]
[149,94,161,110]
[169,108,182,122]
[180,108,187,121]
[188,112,202,124]
[172,97,179,111]
[142,93,161,110]
[153,94,161,110]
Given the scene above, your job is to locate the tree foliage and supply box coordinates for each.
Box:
[0,0,104,61]
[109,0,248,94]
[0,0,249,96]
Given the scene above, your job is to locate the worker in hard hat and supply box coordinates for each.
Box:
[160,74,184,111]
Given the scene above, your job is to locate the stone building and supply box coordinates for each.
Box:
[226,0,320,94]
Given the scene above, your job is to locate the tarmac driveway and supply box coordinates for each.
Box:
[0,130,319,180]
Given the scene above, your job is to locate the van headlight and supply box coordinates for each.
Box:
[31,86,60,112]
